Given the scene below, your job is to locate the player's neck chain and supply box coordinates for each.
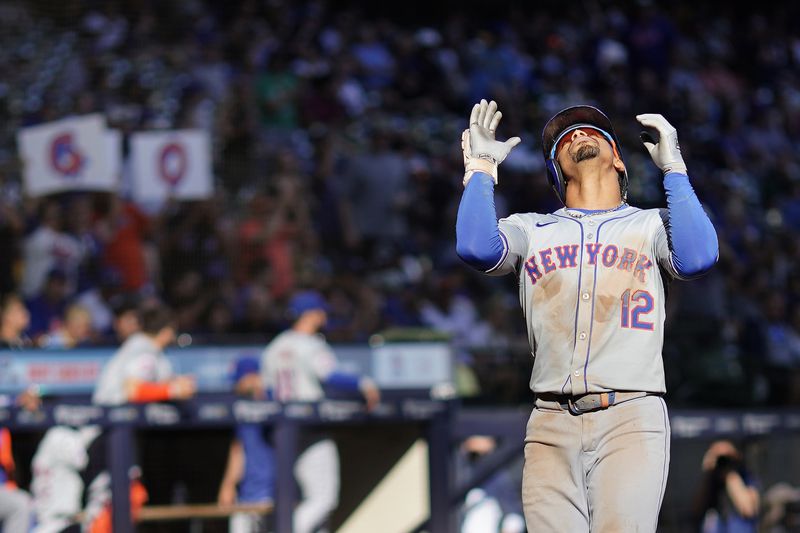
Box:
[564,201,628,219]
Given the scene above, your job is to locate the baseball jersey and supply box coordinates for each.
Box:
[235,424,275,503]
[260,330,337,402]
[31,426,95,527]
[494,205,678,396]
[92,332,173,405]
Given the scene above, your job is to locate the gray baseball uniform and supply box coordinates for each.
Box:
[496,207,675,396]
[92,332,173,406]
[261,329,340,533]
[0,488,31,533]
[496,206,672,531]
[88,331,173,530]
[31,426,98,533]
[456,101,718,532]
[261,331,336,403]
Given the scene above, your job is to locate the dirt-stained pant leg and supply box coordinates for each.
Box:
[522,404,590,532]
[585,396,670,533]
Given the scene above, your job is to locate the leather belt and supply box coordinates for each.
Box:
[535,391,658,415]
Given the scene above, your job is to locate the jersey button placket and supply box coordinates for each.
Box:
[570,226,592,394]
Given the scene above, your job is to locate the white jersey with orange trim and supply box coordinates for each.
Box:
[92,333,173,406]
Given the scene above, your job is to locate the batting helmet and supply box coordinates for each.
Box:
[542,105,628,205]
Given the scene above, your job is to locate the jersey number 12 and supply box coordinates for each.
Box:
[620,289,654,330]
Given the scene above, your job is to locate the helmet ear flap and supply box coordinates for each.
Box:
[546,159,567,205]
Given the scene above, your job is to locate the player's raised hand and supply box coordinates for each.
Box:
[636,113,687,175]
[469,99,522,161]
[462,99,521,186]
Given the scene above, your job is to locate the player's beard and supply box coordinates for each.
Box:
[572,143,600,163]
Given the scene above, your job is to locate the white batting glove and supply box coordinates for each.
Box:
[636,113,687,175]
[462,99,521,187]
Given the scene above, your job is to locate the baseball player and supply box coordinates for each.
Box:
[88,302,195,532]
[0,356,42,532]
[260,290,380,533]
[456,99,718,531]
[92,302,195,406]
[30,425,100,533]
[217,356,276,533]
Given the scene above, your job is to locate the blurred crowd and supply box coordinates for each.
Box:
[0,0,799,407]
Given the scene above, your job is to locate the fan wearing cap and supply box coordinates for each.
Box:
[260,290,379,533]
[456,100,718,532]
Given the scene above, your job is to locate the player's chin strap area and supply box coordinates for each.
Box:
[536,391,660,415]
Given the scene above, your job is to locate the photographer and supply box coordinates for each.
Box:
[692,440,760,533]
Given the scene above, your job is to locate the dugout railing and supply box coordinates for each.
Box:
[3,392,456,533]
[6,396,800,532]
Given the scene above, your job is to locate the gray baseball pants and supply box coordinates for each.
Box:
[522,394,670,532]
[0,488,32,533]
[294,439,339,533]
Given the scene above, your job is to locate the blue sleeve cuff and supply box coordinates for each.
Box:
[456,173,506,271]
[324,372,361,392]
[664,172,719,277]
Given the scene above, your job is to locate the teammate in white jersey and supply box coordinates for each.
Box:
[88,303,195,532]
[261,290,379,533]
[30,425,100,533]
[93,303,195,406]
[456,100,718,532]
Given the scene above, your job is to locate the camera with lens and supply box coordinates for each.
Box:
[715,454,739,471]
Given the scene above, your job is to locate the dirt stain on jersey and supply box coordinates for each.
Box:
[542,275,563,300]
[591,234,650,341]
[593,268,636,325]
[531,274,577,338]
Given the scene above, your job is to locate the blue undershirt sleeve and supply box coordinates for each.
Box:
[324,371,361,392]
[663,172,719,278]
[456,173,506,272]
